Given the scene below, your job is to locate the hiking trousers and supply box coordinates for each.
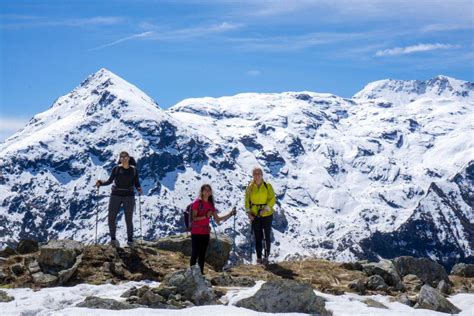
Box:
[108,195,135,241]
[190,233,210,274]
[252,214,273,259]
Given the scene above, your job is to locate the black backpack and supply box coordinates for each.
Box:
[184,201,202,231]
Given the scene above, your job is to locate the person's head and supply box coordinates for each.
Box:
[116,151,136,166]
[252,167,264,185]
[199,184,214,205]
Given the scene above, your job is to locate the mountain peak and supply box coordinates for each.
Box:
[353,75,473,104]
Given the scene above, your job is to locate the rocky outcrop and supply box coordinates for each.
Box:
[151,233,232,271]
[362,259,404,291]
[451,263,474,277]
[415,285,461,314]
[393,256,451,287]
[76,296,142,310]
[210,273,255,287]
[16,240,38,255]
[236,279,331,315]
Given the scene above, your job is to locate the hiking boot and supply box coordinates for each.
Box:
[127,240,135,248]
[262,257,269,265]
[110,240,120,248]
[256,258,263,264]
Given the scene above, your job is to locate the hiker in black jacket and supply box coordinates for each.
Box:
[96,151,142,247]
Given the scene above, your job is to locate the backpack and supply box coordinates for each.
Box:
[184,201,202,231]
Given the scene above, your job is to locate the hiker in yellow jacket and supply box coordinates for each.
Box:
[245,167,276,264]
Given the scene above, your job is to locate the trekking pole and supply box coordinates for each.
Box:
[139,194,143,242]
[95,186,100,245]
[210,217,221,252]
[232,207,237,257]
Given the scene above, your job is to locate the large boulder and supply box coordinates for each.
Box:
[362,259,404,291]
[38,239,84,273]
[393,256,450,287]
[451,263,474,277]
[414,285,461,314]
[0,246,17,258]
[16,239,39,255]
[76,296,142,310]
[236,279,331,315]
[366,274,388,291]
[152,233,232,271]
[160,265,216,305]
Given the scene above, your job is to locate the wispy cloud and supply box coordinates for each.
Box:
[0,117,28,141]
[420,23,474,33]
[1,16,124,29]
[89,22,242,51]
[375,43,459,57]
[247,70,261,76]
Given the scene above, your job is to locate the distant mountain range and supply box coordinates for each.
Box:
[1,68,472,269]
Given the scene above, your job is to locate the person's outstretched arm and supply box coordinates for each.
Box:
[96,167,116,187]
[214,207,236,224]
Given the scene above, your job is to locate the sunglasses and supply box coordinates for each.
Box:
[120,156,129,159]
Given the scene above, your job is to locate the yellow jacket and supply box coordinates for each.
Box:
[245,181,276,217]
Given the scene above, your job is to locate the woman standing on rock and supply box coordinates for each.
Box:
[245,167,276,264]
[191,184,236,274]
[96,151,142,247]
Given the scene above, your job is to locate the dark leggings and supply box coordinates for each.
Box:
[252,215,273,259]
[108,195,135,241]
[190,234,210,274]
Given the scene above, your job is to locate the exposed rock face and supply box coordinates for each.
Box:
[38,240,84,273]
[451,263,474,277]
[414,285,461,314]
[236,279,331,315]
[76,296,142,310]
[16,240,39,255]
[362,259,404,291]
[366,274,388,291]
[210,273,256,287]
[362,298,388,309]
[393,256,451,287]
[151,233,232,271]
[160,265,217,305]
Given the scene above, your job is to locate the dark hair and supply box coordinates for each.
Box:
[200,184,215,207]
[117,151,137,166]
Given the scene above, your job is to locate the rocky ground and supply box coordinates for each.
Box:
[0,235,473,314]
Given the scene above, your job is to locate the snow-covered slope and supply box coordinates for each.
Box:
[1,69,473,268]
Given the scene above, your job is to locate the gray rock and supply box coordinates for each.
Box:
[155,286,177,298]
[366,274,388,291]
[348,279,366,294]
[11,263,25,276]
[31,271,58,287]
[437,280,451,295]
[0,246,17,258]
[451,263,474,277]
[28,260,41,274]
[38,239,84,274]
[394,293,415,307]
[135,290,166,308]
[403,274,423,292]
[415,285,461,314]
[393,256,450,287]
[161,265,217,305]
[236,279,331,315]
[362,259,404,291]
[340,262,363,271]
[362,298,388,309]
[16,239,39,254]
[0,290,14,302]
[76,296,142,310]
[152,233,232,271]
[211,273,256,287]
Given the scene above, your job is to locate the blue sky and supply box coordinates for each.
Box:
[0,0,473,140]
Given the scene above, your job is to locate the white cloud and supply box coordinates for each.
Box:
[421,23,474,33]
[247,70,261,76]
[0,116,29,141]
[0,16,124,29]
[375,43,459,57]
[90,22,243,51]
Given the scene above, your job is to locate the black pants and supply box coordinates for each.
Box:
[252,214,273,259]
[190,234,210,274]
[108,195,135,241]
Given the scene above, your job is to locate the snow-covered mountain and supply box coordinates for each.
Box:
[1,69,473,269]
